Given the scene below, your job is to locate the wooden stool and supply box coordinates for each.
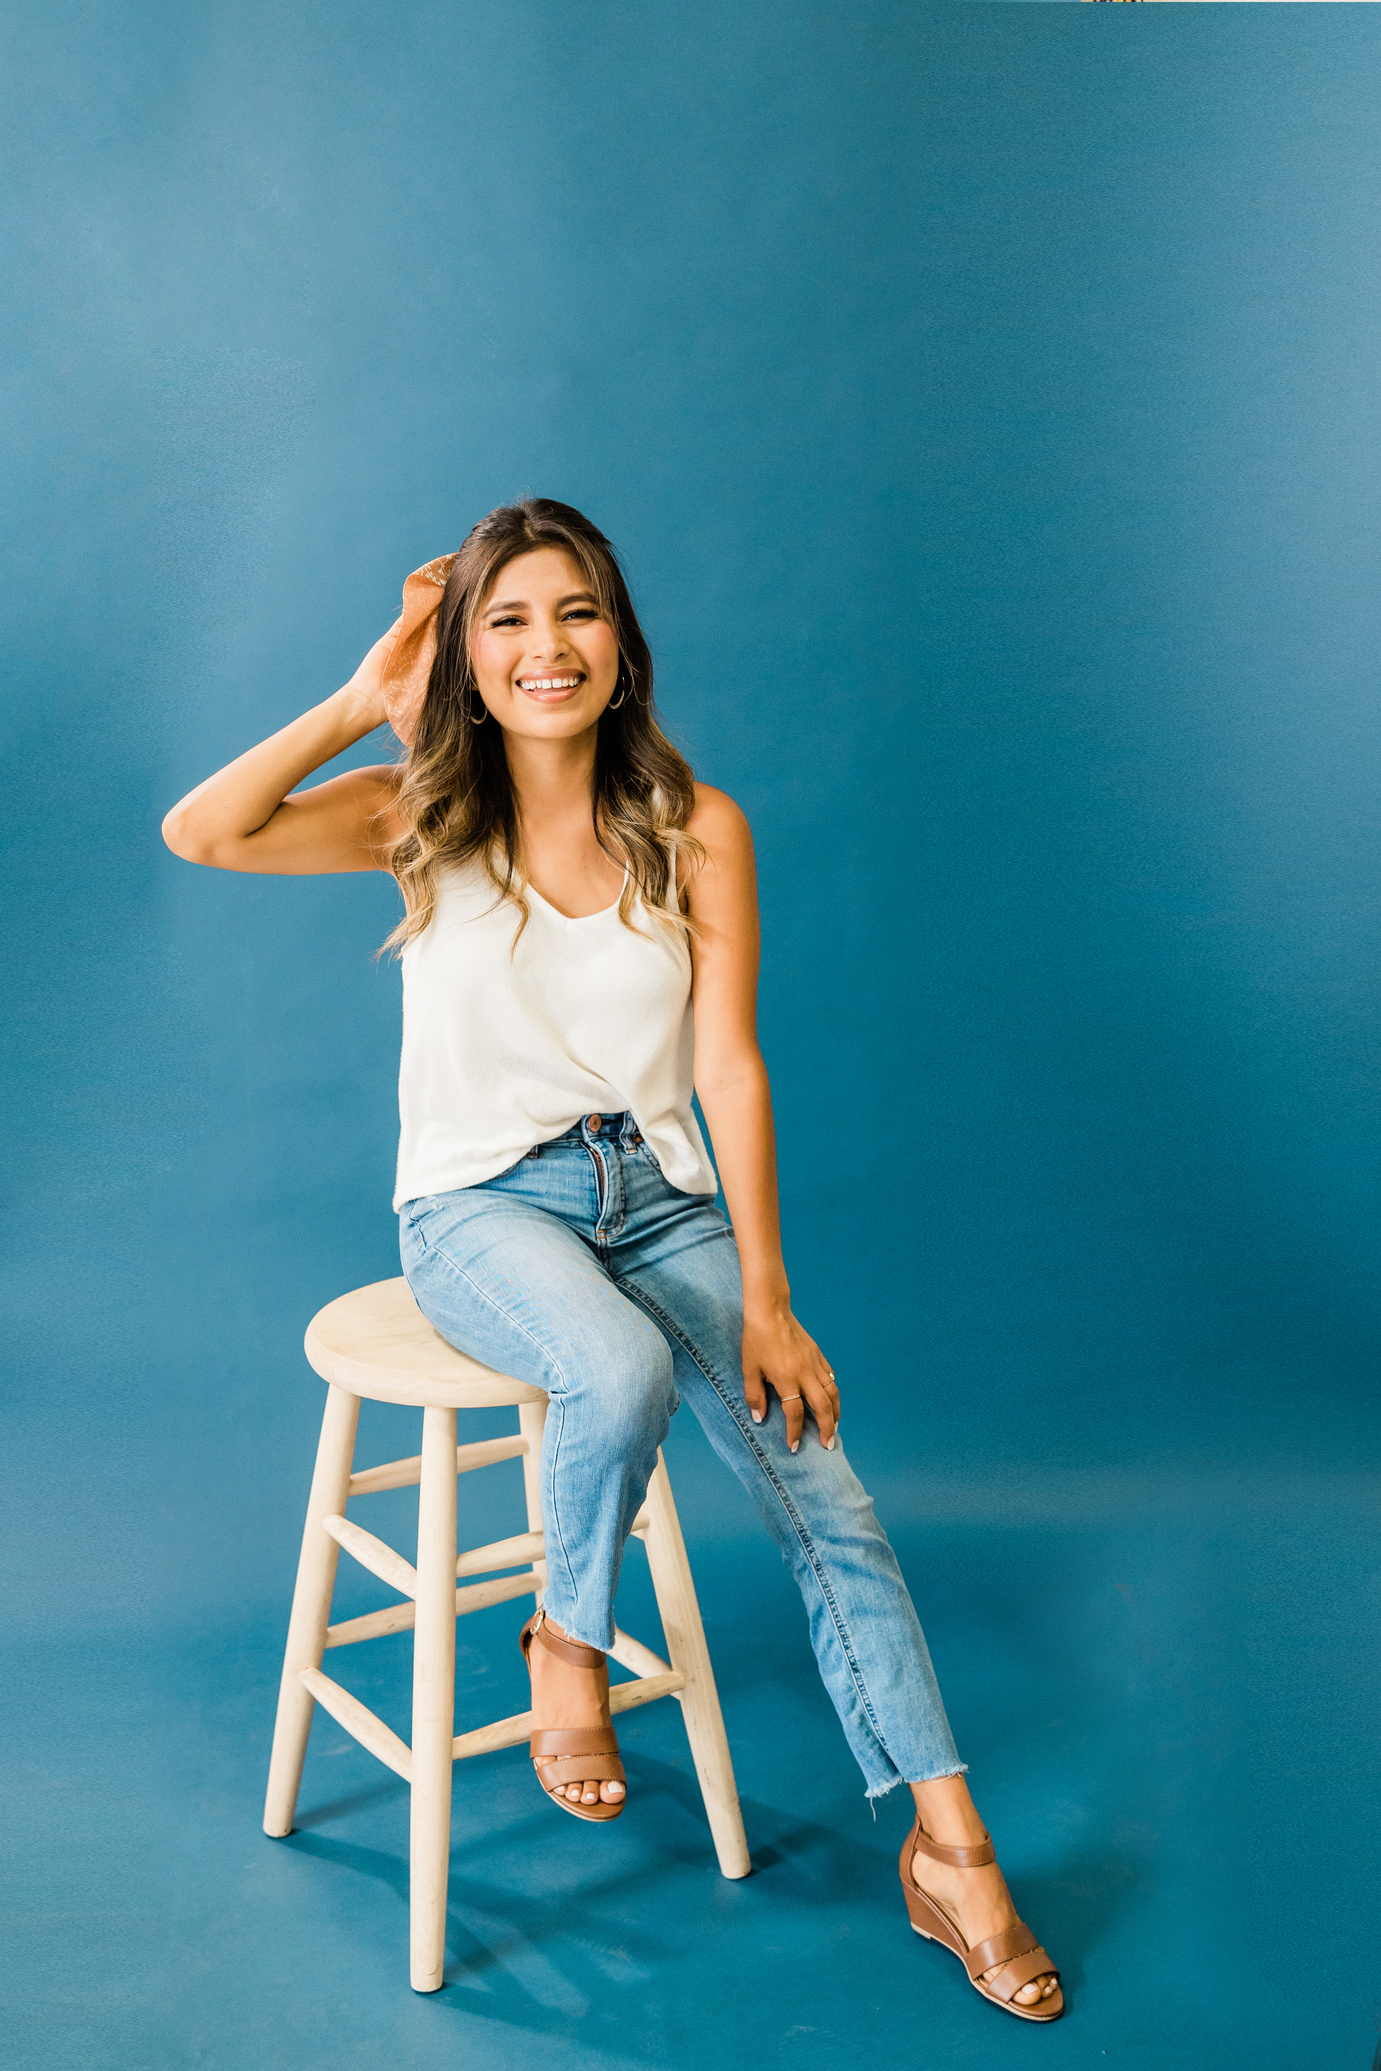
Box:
[262,1276,751,1992]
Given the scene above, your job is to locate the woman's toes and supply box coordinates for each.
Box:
[1013,1983,1042,2005]
[602,1780,625,1802]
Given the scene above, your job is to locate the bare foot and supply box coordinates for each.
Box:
[909,1777,1058,2008]
[525,1615,625,1809]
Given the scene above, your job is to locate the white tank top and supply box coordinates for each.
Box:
[393,855,718,1209]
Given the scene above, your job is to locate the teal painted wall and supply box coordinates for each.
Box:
[5,5,1380,1629]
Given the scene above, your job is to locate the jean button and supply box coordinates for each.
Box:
[587,1113,603,1134]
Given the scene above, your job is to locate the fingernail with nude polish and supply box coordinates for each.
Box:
[827,1438,836,1451]
[751,1410,762,1423]
[790,1441,799,1453]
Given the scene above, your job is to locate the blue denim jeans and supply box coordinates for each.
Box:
[399,1111,963,1796]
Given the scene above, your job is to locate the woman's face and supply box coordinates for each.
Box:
[470,547,621,738]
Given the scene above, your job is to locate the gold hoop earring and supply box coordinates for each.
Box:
[607,669,629,711]
[468,697,488,725]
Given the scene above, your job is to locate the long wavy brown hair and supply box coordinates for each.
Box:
[383,500,701,953]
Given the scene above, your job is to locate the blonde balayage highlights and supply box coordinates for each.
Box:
[384,500,700,953]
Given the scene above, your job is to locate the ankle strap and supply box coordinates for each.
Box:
[911,1817,995,1869]
[529,1611,606,1669]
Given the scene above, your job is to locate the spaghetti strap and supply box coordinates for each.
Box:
[666,837,685,914]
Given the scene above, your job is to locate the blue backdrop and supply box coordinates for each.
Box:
[4,8,1379,2069]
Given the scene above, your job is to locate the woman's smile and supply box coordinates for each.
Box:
[515,670,586,701]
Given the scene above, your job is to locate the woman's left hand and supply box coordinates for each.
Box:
[741,1306,840,1453]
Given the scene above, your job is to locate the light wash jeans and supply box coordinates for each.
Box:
[399,1111,963,1796]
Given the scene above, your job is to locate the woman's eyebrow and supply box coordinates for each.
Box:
[482,590,598,614]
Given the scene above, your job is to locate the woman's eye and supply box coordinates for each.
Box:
[490,616,523,629]
[564,608,597,622]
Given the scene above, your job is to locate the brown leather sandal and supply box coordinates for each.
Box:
[518,1609,627,1824]
[899,1814,1064,2022]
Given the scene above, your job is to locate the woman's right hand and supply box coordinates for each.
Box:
[340,624,399,736]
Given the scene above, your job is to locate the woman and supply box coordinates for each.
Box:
[162,499,1062,2023]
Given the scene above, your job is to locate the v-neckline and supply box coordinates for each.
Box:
[524,865,630,925]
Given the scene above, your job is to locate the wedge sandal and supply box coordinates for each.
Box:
[898,1814,1063,2022]
[518,1608,627,1824]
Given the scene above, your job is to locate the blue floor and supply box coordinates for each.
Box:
[8,1460,1379,2071]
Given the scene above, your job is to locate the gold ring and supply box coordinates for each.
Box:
[779,1393,802,1403]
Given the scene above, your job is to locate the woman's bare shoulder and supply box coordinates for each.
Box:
[316,760,405,867]
[360,761,406,857]
[686,781,752,850]
[360,761,405,806]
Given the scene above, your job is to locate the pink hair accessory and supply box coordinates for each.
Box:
[378,553,457,745]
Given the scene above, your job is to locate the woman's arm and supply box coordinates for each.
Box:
[160,631,403,874]
[686,784,840,1452]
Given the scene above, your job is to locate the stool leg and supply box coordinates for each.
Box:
[517,1399,548,1597]
[410,1405,458,1992]
[263,1384,361,1837]
[642,1451,752,1879]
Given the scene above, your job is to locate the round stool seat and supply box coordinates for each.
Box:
[304,1275,547,1409]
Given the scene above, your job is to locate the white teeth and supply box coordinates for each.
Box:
[518,674,582,691]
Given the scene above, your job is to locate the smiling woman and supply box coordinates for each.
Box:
[159,498,1063,2021]
[382,504,698,951]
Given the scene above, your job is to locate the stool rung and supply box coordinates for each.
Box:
[300,1667,413,1782]
[323,1514,418,1597]
[349,1434,528,1497]
[325,1600,418,1648]
[608,1625,673,1680]
[455,1527,545,1580]
[451,1669,687,1762]
[325,1572,539,1649]
[302,1662,683,1775]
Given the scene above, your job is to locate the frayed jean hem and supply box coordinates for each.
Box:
[865,1759,969,1802]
